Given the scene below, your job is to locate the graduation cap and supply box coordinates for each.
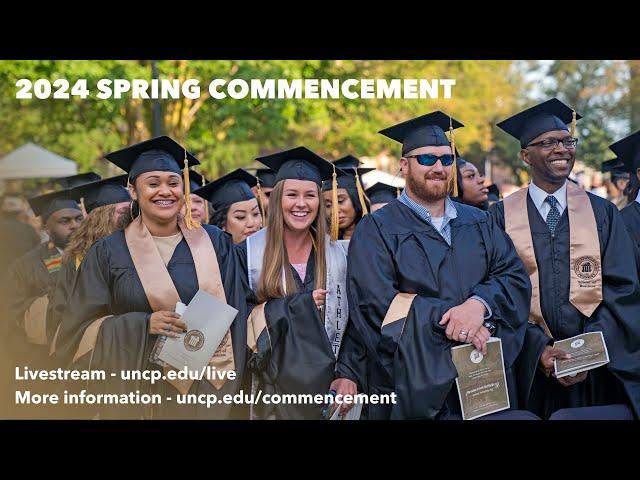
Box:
[365,182,401,205]
[333,155,363,169]
[322,167,375,216]
[53,172,102,189]
[256,146,342,240]
[601,158,623,173]
[379,111,463,155]
[244,168,276,222]
[188,169,209,192]
[105,136,201,228]
[251,168,277,189]
[194,168,257,211]
[67,175,131,214]
[256,146,336,186]
[487,184,500,202]
[496,98,582,148]
[322,167,375,191]
[600,157,628,178]
[28,189,80,223]
[609,130,640,173]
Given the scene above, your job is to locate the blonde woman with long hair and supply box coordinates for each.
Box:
[238,147,363,420]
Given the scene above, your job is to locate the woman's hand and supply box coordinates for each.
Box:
[312,289,327,309]
[149,311,187,337]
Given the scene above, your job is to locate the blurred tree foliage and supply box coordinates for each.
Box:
[1,60,633,182]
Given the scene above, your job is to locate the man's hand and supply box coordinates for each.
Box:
[539,346,571,376]
[439,298,487,345]
[329,378,358,415]
[556,371,587,387]
[469,326,491,355]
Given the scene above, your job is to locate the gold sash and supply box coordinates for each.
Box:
[246,302,269,353]
[503,183,602,338]
[24,295,49,346]
[127,216,234,393]
[381,293,417,334]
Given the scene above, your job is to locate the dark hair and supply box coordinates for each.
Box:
[625,174,640,204]
[210,204,231,230]
[454,158,469,201]
[339,187,370,239]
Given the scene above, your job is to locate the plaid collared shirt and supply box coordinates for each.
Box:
[398,190,458,246]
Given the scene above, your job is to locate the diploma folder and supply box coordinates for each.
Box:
[553,331,610,379]
[151,289,238,372]
[451,338,510,420]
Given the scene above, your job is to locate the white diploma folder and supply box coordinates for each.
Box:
[156,289,238,372]
[329,401,363,420]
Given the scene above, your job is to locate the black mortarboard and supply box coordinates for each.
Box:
[365,182,401,205]
[193,168,256,211]
[601,158,626,174]
[53,172,102,189]
[256,146,336,186]
[105,136,200,181]
[68,175,131,214]
[496,98,582,148]
[333,155,363,169]
[379,111,463,155]
[28,190,80,222]
[252,168,277,188]
[187,169,209,192]
[487,184,500,202]
[609,130,640,173]
[321,167,374,192]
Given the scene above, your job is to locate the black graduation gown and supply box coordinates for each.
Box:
[621,201,640,263]
[47,258,77,352]
[56,225,249,419]
[2,242,61,418]
[490,193,640,419]
[4,242,60,364]
[343,199,531,420]
[237,243,344,420]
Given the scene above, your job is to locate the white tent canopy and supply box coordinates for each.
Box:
[0,143,77,180]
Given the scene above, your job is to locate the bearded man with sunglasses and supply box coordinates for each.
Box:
[336,111,535,420]
[490,98,640,420]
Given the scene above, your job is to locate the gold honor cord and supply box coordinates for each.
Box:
[449,116,458,198]
[182,147,199,229]
[79,197,87,217]
[330,164,340,241]
[354,169,369,216]
[255,177,267,225]
[201,172,209,223]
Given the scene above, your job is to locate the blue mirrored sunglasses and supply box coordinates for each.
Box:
[407,154,455,167]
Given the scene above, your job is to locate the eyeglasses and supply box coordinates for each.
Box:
[406,154,455,167]
[526,137,579,150]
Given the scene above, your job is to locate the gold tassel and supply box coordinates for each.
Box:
[201,173,209,223]
[79,197,87,217]
[255,178,267,226]
[182,148,199,230]
[354,169,369,216]
[330,165,340,241]
[449,116,458,198]
[570,109,577,138]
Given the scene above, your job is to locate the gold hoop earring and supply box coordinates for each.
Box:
[129,200,136,220]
